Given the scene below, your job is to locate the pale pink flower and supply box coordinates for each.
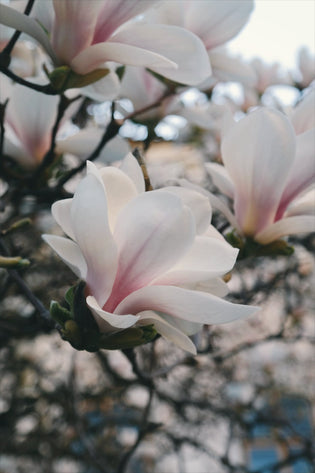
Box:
[0,0,211,85]
[0,76,126,168]
[206,100,315,244]
[43,154,257,353]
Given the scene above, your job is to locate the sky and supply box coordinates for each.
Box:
[228,0,315,70]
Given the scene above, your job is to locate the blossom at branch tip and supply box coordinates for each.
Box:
[206,92,315,245]
[43,154,258,354]
[0,0,211,86]
[0,76,127,168]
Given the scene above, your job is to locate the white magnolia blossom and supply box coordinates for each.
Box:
[206,99,315,244]
[43,154,258,354]
[144,0,254,85]
[0,76,128,167]
[0,0,211,86]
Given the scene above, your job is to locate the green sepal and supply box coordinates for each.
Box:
[116,65,125,81]
[47,65,110,93]
[50,281,157,352]
[50,300,71,325]
[99,325,157,350]
[226,231,294,259]
[61,320,83,349]
[65,285,75,312]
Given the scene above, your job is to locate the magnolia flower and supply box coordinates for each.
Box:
[0,0,211,86]
[0,76,127,168]
[144,0,254,84]
[206,104,315,245]
[43,154,257,353]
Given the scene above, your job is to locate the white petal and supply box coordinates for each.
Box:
[87,295,139,331]
[111,191,195,298]
[196,278,229,298]
[42,234,87,279]
[116,285,259,327]
[161,186,212,234]
[277,129,315,216]
[186,0,254,50]
[222,107,296,236]
[290,87,315,134]
[51,199,75,240]
[205,162,235,199]
[153,236,238,286]
[71,171,118,307]
[0,4,57,62]
[255,216,315,245]
[138,311,197,354]
[99,166,139,232]
[285,189,315,217]
[110,24,211,85]
[70,40,177,75]
[119,152,145,194]
[209,48,256,86]
[208,193,241,233]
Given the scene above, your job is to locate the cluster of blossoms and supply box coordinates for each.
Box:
[0,0,314,353]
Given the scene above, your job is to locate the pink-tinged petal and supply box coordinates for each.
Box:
[52,0,101,65]
[205,162,235,199]
[98,167,139,232]
[119,153,146,194]
[153,236,238,286]
[71,172,118,307]
[138,311,197,354]
[185,0,254,50]
[103,191,195,312]
[70,41,177,75]
[93,0,160,43]
[255,216,315,245]
[161,186,212,234]
[51,199,75,240]
[115,285,259,326]
[285,189,315,217]
[109,24,211,85]
[42,235,87,279]
[0,4,57,62]
[276,129,315,218]
[87,296,139,332]
[5,79,59,164]
[222,108,296,236]
[290,87,315,135]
